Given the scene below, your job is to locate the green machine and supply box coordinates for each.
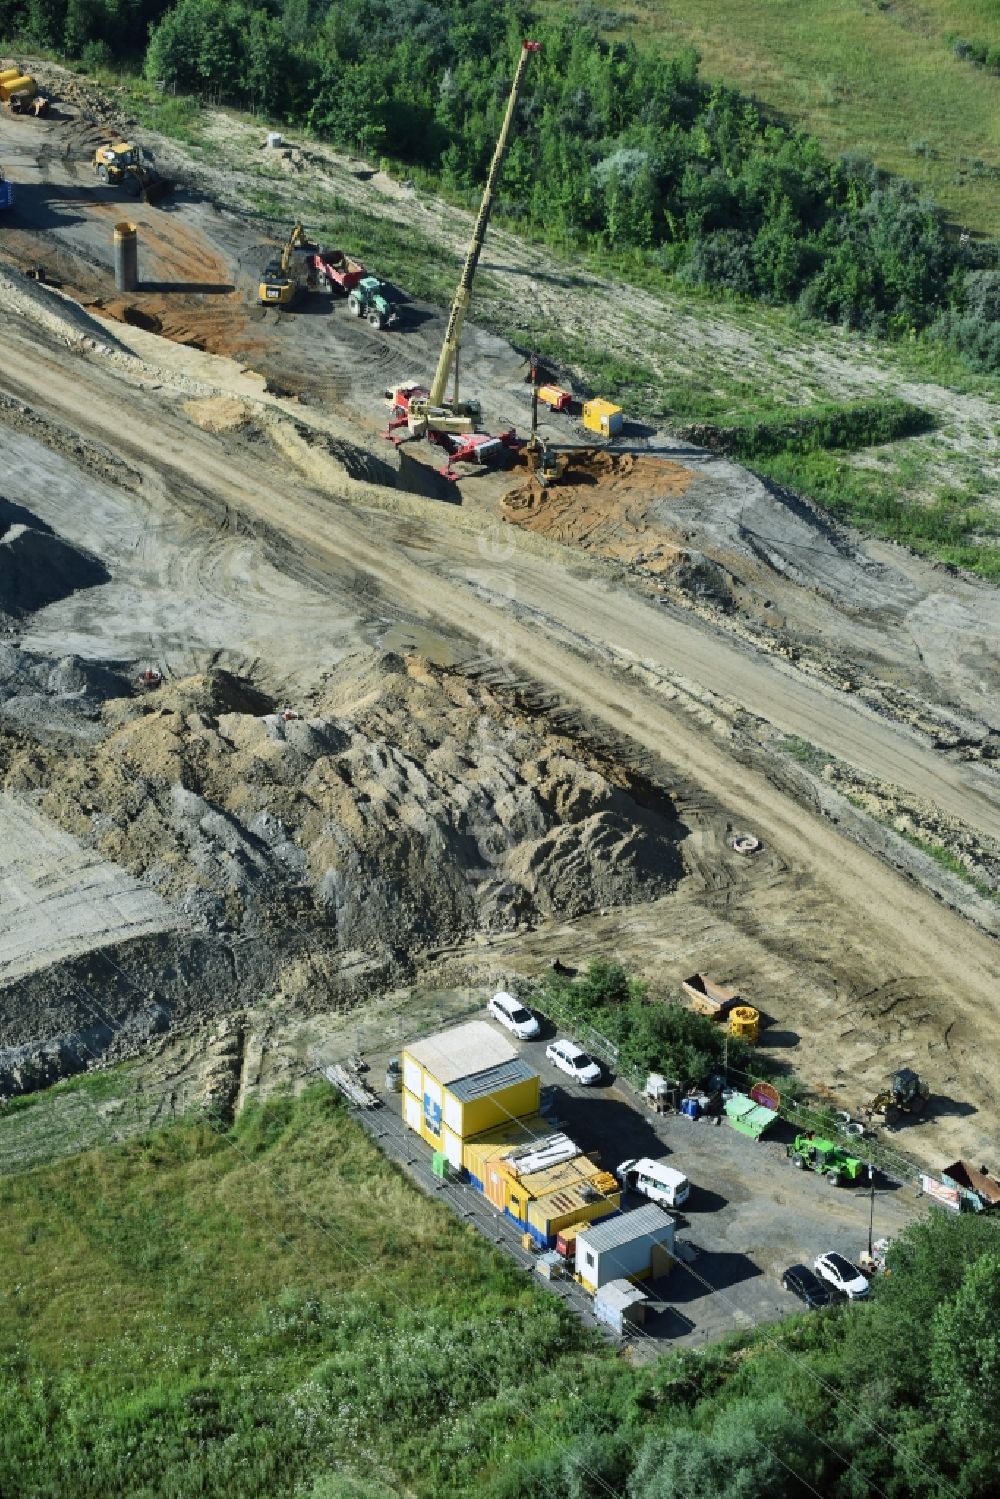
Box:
[787,1134,865,1186]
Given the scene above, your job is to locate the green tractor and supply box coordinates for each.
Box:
[347,276,400,330]
[787,1133,866,1187]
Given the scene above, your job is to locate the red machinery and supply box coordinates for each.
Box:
[311,249,365,293]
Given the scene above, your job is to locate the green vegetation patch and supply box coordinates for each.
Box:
[10,0,1000,368]
[612,0,1000,239]
[535,959,760,1084]
[0,1086,628,1496]
[676,398,935,458]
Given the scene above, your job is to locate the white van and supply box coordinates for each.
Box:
[616,1156,690,1208]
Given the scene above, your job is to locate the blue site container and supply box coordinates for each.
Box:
[681,1097,701,1121]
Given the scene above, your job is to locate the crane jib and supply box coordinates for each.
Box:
[428,40,541,409]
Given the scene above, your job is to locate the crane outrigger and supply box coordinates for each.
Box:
[387,39,540,461]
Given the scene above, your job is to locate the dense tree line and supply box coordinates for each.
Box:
[3,0,998,367]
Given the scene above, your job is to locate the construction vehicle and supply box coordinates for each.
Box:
[538,384,573,413]
[388,38,541,453]
[787,1133,866,1186]
[347,275,400,329]
[311,248,366,295]
[8,89,49,116]
[523,353,567,486]
[93,142,173,204]
[863,1068,930,1126]
[258,222,314,307]
[0,70,36,103]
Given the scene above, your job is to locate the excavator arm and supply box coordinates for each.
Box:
[281,222,307,273]
[426,40,540,410]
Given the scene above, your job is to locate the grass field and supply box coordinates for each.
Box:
[0,1086,649,1497]
[554,0,1000,238]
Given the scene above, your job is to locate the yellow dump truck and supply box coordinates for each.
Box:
[0,71,37,104]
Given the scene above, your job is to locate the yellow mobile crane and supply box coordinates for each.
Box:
[388,39,541,451]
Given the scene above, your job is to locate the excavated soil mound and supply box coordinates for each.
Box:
[0,502,110,619]
[2,653,685,963]
[183,395,255,433]
[503,450,698,574]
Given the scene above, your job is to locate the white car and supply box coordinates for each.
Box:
[487,991,540,1040]
[814,1251,869,1300]
[545,1038,602,1086]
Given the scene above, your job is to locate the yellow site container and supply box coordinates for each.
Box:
[582,398,623,437]
[458,1073,540,1138]
[526,1176,619,1245]
[728,1005,760,1045]
[401,1021,541,1154]
[0,74,36,102]
[462,1116,553,1196]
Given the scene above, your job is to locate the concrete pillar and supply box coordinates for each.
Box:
[113,221,138,293]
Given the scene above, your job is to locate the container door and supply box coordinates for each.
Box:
[442,1127,463,1170]
[403,1091,421,1133]
[485,1161,506,1210]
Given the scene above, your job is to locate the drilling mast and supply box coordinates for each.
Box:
[397,39,540,438]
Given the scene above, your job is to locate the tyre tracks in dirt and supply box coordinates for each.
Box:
[3,328,996,967]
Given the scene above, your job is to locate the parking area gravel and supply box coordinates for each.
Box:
[329,1013,923,1354]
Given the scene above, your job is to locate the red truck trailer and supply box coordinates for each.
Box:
[311,249,366,293]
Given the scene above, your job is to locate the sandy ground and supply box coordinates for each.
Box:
[0,77,998,1179]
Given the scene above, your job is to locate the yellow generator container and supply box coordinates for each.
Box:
[728,1005,760,1045]
[0,74,36,102]
[582,398,623,437]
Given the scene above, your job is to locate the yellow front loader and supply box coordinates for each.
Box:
[93,141,173,204]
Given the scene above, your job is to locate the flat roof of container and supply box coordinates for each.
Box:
[405,1021,518,1085]
[465,1115,552,1150]
[595,1279,649,1311]
[449,1056,537,1102]
[577,1203,673,1252]
[724,1093,777,1133]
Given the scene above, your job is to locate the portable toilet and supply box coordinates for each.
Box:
[582,398,623,437]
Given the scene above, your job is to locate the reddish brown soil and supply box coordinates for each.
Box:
[503,450,697,572]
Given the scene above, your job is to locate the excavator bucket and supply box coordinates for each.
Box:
[142,174,174,205]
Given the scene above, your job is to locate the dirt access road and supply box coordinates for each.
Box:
[3,317,998,1174]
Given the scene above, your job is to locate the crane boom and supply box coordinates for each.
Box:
[427,40,540,409]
